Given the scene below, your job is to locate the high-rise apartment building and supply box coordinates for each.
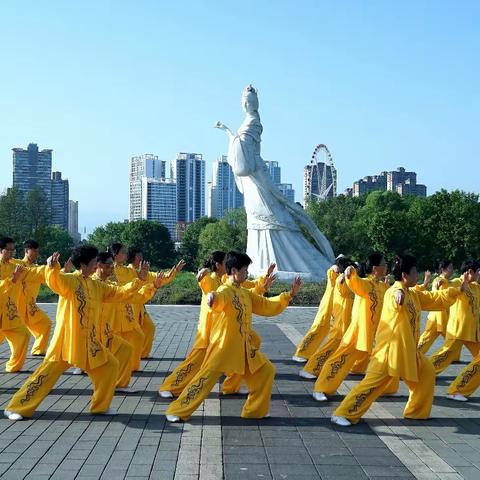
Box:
[51,171,69,229]
[172,152,205,228]
[68,200,81,243]
[130,154,166,220]
[304,162,337,203]
[264,160,296,203]
[12,143,52,200]
[208,156,243,219]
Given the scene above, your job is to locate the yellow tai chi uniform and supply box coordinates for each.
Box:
[302,275,354,377]
[159,272,265,396]
[430,282,480,373]
[0,261,30,372]
[294,266,338,360]
[333,281,460,424]
[313,270,388,396]
[166,279,292,420]
[6,268,154,417]
[417,275,460,355]
[11,259,52,355]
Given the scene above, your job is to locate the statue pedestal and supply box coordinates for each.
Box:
[249,268,325,283]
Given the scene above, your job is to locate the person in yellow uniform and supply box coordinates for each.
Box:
[110,243,145,371]
[311,253,389,401]
[126,246,184,358]
[417,260,457,354]
[299,258,355,379]
[3,245,161,421]
[159,252,274,398]
[93,251,164,393]
[430,259,480,373]
[331,254,464,427]
[10,240,52,356]
[292,261,340,363]
[0,237,31,372]
[165,251,301,422]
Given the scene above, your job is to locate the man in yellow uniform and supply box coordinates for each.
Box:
[430,259,480,373]
[292,262,340,363]
[331,254,463,427]
[0,237,31,372]
[299,259,354,379]
[311,253,389,401]
[4,245,161,421]
[165,252,301,422]
[11,240,52,355]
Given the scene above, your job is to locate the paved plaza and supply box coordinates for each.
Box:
[1,305,480,480]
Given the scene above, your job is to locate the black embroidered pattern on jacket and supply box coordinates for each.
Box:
[231,293,244,336]
[173,363,194,386]
[326,354,348,380]
[406,299,417,338]
[89,325,103,357]
[125,304,134,322]
[75,284,87,328]
[28,298,40,317]
[20,374,47,405]
[180,376,209,406]
[104,323,113,349]
[368,283,378,324]
[465,288,476,315]
[347,387,376,414]
[6,297,19,321]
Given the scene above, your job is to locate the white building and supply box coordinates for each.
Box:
[68,200,81,243]
[208,155,243,218]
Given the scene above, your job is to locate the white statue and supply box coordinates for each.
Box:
[215,84,335,281]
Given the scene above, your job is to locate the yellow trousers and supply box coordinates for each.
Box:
[334,354,435,423]
[140,311,155,358]
[350,355,370,374]
[26,310,52,355]
[447,353,480,397]
[119,326,145,371]
[303,335,341,377]
[222,373,245,394]
[294,322,330,360]
[111,337,134,388]
[166,360,275,420]
[1,325,30,372]
[430,338,479,374]
[6,353,119,417]
[160,347,206,396]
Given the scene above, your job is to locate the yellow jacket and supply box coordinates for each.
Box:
[446,281,480,342]
[0,261,24,330]
[203,279,291,374]
[44,268,153,370]
[312,266,338,327]
[343,270,389,352]
[368,281,460,382]
[329,275,355,338]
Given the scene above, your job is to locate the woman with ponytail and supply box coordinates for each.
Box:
[331,254,465,427]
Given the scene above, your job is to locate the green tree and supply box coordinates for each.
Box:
[0,187,27,241]
[122,220,176,269]
[25,188,51,236]
[88,221,129,251]
[223,208,247,252]
[36,225,75,264]
[178,217,218,271]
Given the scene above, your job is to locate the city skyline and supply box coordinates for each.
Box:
[1,2,478,234]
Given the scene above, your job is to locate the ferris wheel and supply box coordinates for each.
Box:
[308,144,336,200]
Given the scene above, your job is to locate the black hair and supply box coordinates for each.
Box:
[0,237,14,249]
[127,246,143,264]
[108,243,124,256]
[335,256,352,274]
[460,258,480,274]
[355,261,367,278]
[203,251,226,272]
[97,251,114,264]
[225,251,252,275]
[365,252,385,275]
[71,244,99,269]
[392,254,417,281]
[23,239,39,250]
[437,259,452,273]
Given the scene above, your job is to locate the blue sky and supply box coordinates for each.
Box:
[1,1,479,234]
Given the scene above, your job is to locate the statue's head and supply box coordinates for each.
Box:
[242,84,259,113]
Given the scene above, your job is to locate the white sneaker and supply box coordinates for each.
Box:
[238,385,249,395]
[299,370,316,379]
[331,415,351,427]
[71,367,83,375]
[446,393,468,402]
[4,410,23,421]
[94,407,118,416]
[166,414,181,422]
[115,387,139,394]
[312,391,328,402]
[159,390,173,398]
[292,355,308,363]
[263,412,271,418]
